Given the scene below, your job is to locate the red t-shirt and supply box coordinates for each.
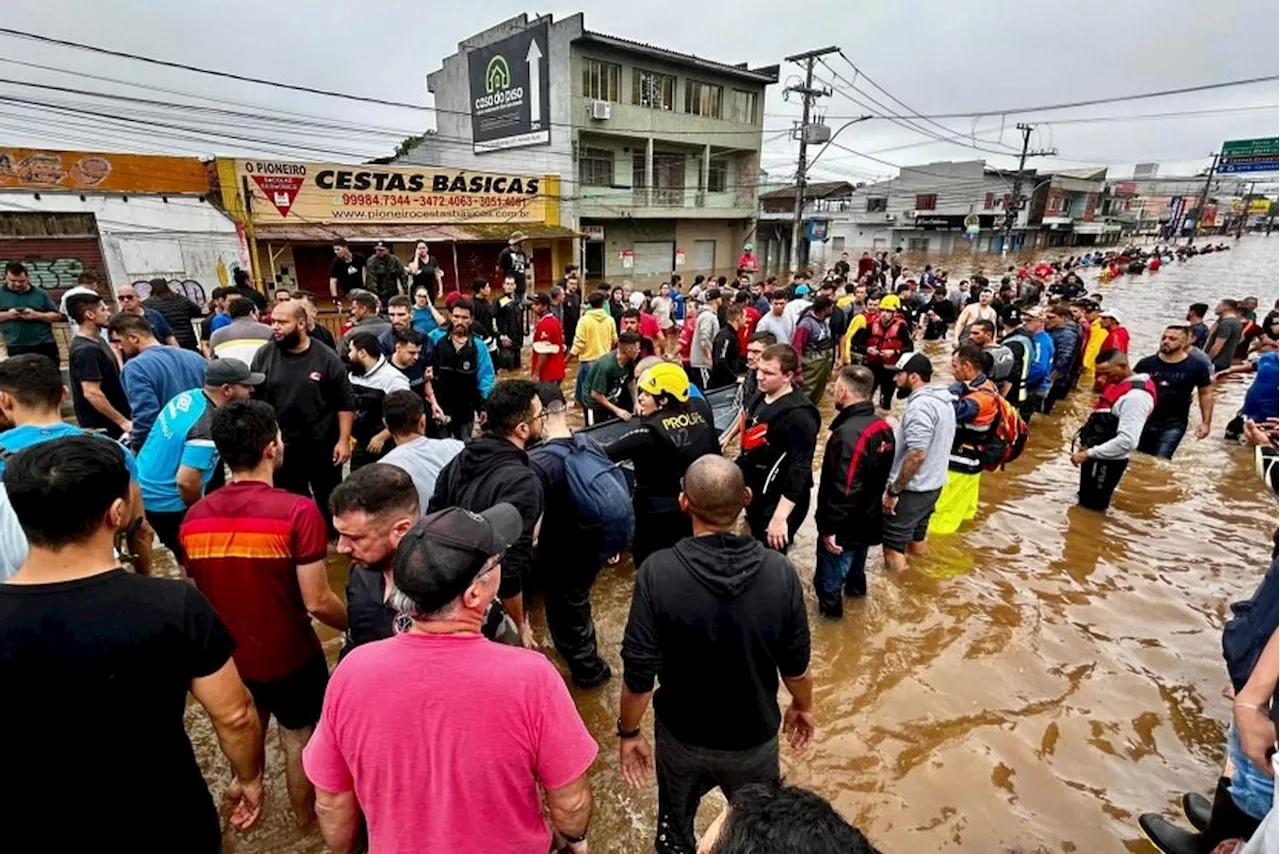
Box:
[179,481,329,683]
[303,633,598,854]
[1101,325,1130,354]
[530,314,565,382]
[639,311,661,340]
[737,252,758,272]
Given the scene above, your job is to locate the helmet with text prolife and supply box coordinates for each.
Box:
[637,362,691,403]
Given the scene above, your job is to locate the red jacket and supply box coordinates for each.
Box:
[530,314,565,382]
[737,305,761,354]
[1101,325,1129,354]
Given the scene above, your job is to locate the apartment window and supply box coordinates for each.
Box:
[729,89,758,124]
[686,80,723,118]
[983,192,995,210]
[1048,197,1060,212]
[700,156,728,193]
[634,69,676,110]
[579,146,614,187]
[1062,197,1074,215]
[915,193,937,211]
[582,59,621,101]
[906,237,929,252]
[866,197,887,213]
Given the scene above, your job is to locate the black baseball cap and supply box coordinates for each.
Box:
[533,292,552,306]
[205,357,265,386]
[893,352,933,380]
[393,504,522,613]
[1001,306,1023,326]
[703,287,722,302]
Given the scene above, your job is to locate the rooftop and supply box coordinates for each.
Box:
[576,30,779,84]
[758,181,856,202]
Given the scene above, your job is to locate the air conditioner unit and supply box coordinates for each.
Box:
[590,100,611,120]
[904,210,917,219]
[883,213,894,222]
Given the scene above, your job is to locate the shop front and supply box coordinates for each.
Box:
[215,159,575,307]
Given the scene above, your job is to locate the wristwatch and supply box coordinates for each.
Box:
[886,485,902,497]
[616,717,641,739]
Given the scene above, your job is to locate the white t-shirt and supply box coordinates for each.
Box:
[381,436,465,515]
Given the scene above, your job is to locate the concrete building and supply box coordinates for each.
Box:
[0,148,240,309]
[1105,165,1254,236]
[756,181,855,276]
[398,13,778,287]
[1027,167,1116,247]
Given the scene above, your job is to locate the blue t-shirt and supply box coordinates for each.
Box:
[210,313,232,333]
[411,307,439,337]
[142,306,175,342]
[0,422,138,479]
[137,390,219,513]
[1242,351,1279,423]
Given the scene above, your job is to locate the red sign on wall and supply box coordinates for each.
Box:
[251,174,304,217]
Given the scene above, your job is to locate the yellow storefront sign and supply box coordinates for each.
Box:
[227,159,550,225]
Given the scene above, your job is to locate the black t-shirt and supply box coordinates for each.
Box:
[1135,353,1213,425]
[0,569,235,853]
[498,247,529,292]
[411,258,440,298]
[68,334,130,438]
[393,351,431,399]
[330,253,367,296]
[251,340,356,446]
[234,285,268,315]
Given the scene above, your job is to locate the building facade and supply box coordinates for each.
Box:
[0,147,241,311]
[398,13,778,287]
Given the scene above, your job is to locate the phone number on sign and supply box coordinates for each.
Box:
[339,193,522,208]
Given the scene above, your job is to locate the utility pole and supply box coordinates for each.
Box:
[1190,151,1221,243]
[1002,123,1056,257]
[1237,180,1254,239]
[784,46,837,275]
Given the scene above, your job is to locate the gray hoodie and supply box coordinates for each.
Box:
[889,384,957,492]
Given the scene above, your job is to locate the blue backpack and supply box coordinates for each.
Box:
[541,434,634,561]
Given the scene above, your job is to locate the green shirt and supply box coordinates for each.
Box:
[0,287,57,347]
[587,351,632,405]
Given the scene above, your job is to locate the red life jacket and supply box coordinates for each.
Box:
[1094,375,1156,411]
[865,314,907,366]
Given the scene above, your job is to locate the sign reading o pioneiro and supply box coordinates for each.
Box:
[467,23,551,153]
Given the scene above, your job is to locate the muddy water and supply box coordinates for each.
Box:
[186,238,1277,853]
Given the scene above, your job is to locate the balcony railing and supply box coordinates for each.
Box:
[630,186,687,206]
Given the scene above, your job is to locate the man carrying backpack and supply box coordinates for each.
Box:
[602,362,720,567]
[429,380,545,647]
[930,345,1009,535]
[529,384,622,689]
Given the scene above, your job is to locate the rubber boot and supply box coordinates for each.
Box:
[1138,814,1199,854]
[1182,789,1213,833]
[818,595,843,620]
[1200,776,1262,851]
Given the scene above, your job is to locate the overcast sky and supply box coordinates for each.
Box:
[1,0,1277,187]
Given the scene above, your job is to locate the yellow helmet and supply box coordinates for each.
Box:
[879,294,902,311]
[637,362,690,402]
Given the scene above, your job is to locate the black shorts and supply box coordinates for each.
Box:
[145,509,187,564]
[243,654,329,731]
[881,487,942,553]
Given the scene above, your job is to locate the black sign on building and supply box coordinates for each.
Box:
[467,23,551,153]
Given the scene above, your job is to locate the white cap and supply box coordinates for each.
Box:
[1100,308,1122,322]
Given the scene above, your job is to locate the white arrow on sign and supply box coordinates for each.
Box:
[526,38,543,124]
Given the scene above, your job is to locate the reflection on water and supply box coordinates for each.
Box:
[183,239,1277,853]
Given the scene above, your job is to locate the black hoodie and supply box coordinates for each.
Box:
[621,533,810,751]
[429,434,543,599]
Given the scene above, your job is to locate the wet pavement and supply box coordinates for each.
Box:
[185,237,1277,853]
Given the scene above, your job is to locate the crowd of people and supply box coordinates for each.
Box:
[0,227,1274,853]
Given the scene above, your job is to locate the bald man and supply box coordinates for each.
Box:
[617,455,815,853]
[251,301,355,533]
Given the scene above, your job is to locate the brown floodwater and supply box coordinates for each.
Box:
[184,237,1278,853]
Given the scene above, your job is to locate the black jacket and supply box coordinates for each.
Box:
[621,533,810,751]
[342,564,396,656]
[603,403,719,516]
[710,326,745,389]
[814,402,896,546]
[429,435,543,600]
[737,388,820,509]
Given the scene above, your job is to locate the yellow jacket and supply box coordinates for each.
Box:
[1083,318,1104,372]
[570,308,617,362]
[841,311,870,362]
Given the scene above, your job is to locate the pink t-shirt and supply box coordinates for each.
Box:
[303,633,598,854]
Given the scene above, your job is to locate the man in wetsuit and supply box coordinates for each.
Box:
[423,299,496,441]
[602,362,719,567]
[736,344,820,552]
[494,275,525,371]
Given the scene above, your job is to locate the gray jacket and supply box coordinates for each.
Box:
[889,385,957,492]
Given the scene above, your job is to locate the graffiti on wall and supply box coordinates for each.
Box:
[132,279,207,304]
[0,256,86,291]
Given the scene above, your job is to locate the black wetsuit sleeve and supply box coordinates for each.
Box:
[777,406,820,503]
[620,563,662,693]
[601,422,654,461]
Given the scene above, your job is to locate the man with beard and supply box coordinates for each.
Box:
[495,275,525,371]
[346,332,410,470]
[1134,326,1214,459]
[791,295,836,406]
[736,344,820,552]
[430,380,546,649]
[423,299,496,441]
[251,301,355,533]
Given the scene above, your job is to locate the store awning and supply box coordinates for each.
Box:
[252,222,580,243]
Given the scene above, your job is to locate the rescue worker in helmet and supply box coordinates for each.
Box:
[601,361,720,566]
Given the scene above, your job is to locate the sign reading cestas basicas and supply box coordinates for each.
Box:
[236,160,546,224]
[467,22,551,153]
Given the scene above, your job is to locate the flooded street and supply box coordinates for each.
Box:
[190,238,1277,853]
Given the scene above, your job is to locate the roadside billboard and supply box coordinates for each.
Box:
[467,23,551,153]
[0,148,209,194]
